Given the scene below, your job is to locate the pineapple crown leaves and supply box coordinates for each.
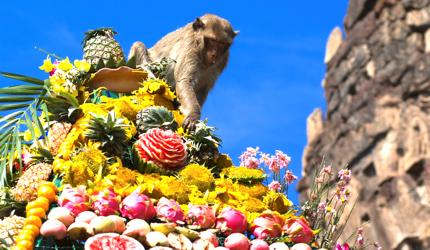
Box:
[185,120,222,151]
[81,27,119,45]
[30,147,54,164]
[41,96,81,124]
[138,106,179,133]
[84,110,129,156]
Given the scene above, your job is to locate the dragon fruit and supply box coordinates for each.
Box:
[156,197,185,224]
[91,186,121,216]
[249,211,283,239]
[58,184,91,215]
[185,204,216,229]
[215,207,247,235]
[283,216,316,244]
[120,187,155,220]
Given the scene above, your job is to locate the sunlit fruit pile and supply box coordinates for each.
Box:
[0,28,320,250]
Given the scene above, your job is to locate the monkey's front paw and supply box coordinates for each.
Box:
[183,114,200,132]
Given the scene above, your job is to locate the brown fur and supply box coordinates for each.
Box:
[129,14,239,131]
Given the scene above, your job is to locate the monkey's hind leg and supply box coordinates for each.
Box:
[129,42,152,65]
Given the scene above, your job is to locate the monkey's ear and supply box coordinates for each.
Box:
[193,18,205,31]
[233,31,240,38]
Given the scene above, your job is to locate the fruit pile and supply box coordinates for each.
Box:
[0,27,333,250]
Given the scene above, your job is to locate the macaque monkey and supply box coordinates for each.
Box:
[129,14,239,131]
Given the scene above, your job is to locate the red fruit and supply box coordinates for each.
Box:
[85,233,145,250]
[282,217,313,244]
[249,239,270,250]
[224,233,249,250]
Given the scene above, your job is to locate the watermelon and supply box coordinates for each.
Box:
[85,233,145,250]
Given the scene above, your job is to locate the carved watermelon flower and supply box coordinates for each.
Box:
[135,128,187,171]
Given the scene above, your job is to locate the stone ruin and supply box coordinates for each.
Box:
[298,0,430,249]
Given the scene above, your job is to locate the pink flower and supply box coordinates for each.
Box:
[374,242,382,250]
[245,156,260,169]
[336,243,349,250]
[246,147,259,157]
[268,181,281,192]
[259,153,271,167]
[276,150,291,168]
[357,236,364,246]
[317,203,326,213]
[332,226,338,232]
[156,197,184,224]
[311,194,317,200]
[284,170,297,185]
[215,207,248,235]
[321,165,334,179]
[269,156,280,174]
[357,227,364,235]
[135,128,187,171]
[315,176,324,183]
[49,60,60,76]
[338,168,351,180]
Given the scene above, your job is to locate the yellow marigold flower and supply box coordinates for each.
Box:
[39,57,56,73]
[178,164,214,193]
[74,59,91,72]
[263,191,293,214]
[233,182,268,199]
[153,95,174,110]
[239,197,266,213]
[172,110,185,127]
[220,166,266,183]
[139,182,164,199]
[215,178,234,191]
[57,57,74,71]
[63,161,95,187]
[158,176,190,204]
[215,154,234,169]
[72,146,107,176]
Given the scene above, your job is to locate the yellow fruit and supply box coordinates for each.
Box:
[23,224,40,238]
[20,229,37,239]
[11,246,27,250]
[39,181,57,192]
[15,240,33,250]
[25,216,42,228]
[14,233,34,243]
[26,208,46,220]
[37,186,56,203]
[34,197,50,212]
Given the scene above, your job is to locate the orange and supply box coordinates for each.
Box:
[25,215,42,228]
[23,224,40,238]
[34,197,50,212]
[20,229,37,239]
[11,246,27,250]
[37,186,56,203]
[39,181,58,192]
[26,201,38,212]
[26,208,46,220]
[15,239,33,250]
[14,233,34,243]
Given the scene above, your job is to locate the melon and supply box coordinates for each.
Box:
[85,233,145,250]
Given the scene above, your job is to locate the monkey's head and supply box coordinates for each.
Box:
[193,14,239,68]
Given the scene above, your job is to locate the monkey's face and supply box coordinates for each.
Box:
[203,37,230,67]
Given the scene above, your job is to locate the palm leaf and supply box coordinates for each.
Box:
[0,72,45,85]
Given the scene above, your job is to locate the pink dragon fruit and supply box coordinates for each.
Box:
[91,186,121,216]
[283,216,315,244]
[185,204,216,229]
[249,211,283,239]
[58,185,91,215]
[120,187,155,220]
[215,207,248,235]
[156,197,185,223]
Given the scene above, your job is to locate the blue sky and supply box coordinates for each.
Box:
[0,1,348,206]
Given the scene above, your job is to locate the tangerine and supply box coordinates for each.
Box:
[34,197,50,212]
[26,207,46,220]
[23,224,40,238]
[11,246,27,250]
[39,181,57,192]
[15,239,33,250]
[37,186,55,203]
[25,215,42,228]
[14,233,34,243]
[20,229,37,239]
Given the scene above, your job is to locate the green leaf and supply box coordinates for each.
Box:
[126,55,136,69]
[59,92,80,107]
[116,58,126,68]
[16,130,22,175]
[0,72,45,86]
[0,152,6,189]
[41,101,50,138]
[44,78,52,88]
[0,111,24,123]
[0,85,43,95]
[0,133,11,146]
[24,113,37,142]
[0,103,29,112]
[0,96,35,103]
[0,118,19,131]
[9,128,18,179]
[37,147,53,159]
[105,55,116,68]
[88,64,97,74]
[0,127,13,142]
[30,105,46,141]
[96,59,106,71]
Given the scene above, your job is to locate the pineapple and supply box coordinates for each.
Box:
[81,27,125,66]
[0,215,25,247]
[11,162,53,202]
[48,122,72,157]
[84,110,129,157]
[135,106,179,135]
[184,120,222,167]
